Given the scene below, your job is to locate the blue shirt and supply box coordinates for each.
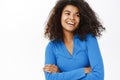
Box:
[44,34,104,80]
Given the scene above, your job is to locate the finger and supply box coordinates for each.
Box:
[43,67,52,73]
[45,65,56,70]
[45,64,54,67]
[44,64,59,73]
[44,66,55,72]
[44,65,53,70]
[44,68,57,73]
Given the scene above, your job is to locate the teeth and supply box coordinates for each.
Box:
[67,22,74,25]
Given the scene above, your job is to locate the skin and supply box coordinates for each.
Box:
[43,5,91,74]
[43,64,60,73]
[61,5,80,55]
[61,5,80,34]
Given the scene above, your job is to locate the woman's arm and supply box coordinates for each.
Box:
[44,66,86,80]
[43,64,91,74]
[44,35,104,80]
[43,64,60,73]
[44,42,86,80]
[81,35,104,80]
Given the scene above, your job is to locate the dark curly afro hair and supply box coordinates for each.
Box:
[44,0,105,41]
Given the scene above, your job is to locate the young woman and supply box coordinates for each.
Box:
[43,0,105,80]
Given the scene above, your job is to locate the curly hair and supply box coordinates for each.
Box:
[44,0,105,40]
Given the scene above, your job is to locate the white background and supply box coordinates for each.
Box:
[0,0,120,80]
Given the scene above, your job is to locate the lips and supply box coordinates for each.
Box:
[67,21,75,26]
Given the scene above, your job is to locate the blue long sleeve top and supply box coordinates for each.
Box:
[44,34,104,80]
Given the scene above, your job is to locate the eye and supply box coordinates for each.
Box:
[76,13,80,17]
[65,12,70,15]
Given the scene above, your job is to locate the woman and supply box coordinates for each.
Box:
[43,0,105,80]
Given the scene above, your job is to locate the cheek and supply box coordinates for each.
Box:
[61,17,64,26]
[61,15,64,23]
[77,17,80,23]
[75,19,80,28]
[61,15,67,21]
[76,18,80,25]
[61,16,68,26]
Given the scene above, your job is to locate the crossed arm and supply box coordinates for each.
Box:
[44,35,104,80]
[43,64,91,74]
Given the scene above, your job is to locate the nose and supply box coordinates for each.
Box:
[69,14,74,20]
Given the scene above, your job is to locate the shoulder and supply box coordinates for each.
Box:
[46,40,61,48]
[86,34,97,41]
[85,34,98,45]
[85,34,99,47]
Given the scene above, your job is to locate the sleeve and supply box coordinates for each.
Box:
[81,35,104,80]
[44,42,86,80]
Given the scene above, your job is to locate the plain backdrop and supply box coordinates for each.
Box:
[0,0,120,80]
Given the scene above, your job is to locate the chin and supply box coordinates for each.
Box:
[66,29,76,33]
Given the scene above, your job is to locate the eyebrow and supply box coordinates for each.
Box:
[64,10,79,14]
[64,10,71,13]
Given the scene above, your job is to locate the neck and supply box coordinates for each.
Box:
[63,31,74,43]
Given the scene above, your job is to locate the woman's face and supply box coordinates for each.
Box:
[61,5,80,33]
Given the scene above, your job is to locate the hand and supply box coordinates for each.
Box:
[84,67,92,74]
[43,64,60,73]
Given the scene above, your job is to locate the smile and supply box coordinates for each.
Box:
[67,21,75,25]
